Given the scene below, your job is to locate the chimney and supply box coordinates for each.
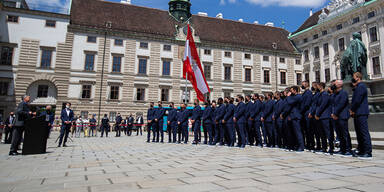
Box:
[120,0,131,4]
[216,13,223,19]
[197,12,208,16]
[310,9,313,16]
[238,19,244,22]
[265,22,274,27]
[253,21,259,24]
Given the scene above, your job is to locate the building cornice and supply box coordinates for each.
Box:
[2,6,70,19]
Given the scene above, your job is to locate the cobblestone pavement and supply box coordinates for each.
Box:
[1,132,384,192]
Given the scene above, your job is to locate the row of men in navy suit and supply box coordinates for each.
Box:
[146,72,372,158]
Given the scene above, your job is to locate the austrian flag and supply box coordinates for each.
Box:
[183,24,210,102]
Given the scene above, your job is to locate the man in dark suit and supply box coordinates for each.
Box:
[154,101,165,143]
[214,98,225,145]
[223,97,235,147]
[350,72,372,158]
[178,103,190,144]
[167,102,178,143]
[273,92,284,148]
[315,83,334,154]
[251,94,263,147]
[332,80,353,156]
[309,82,322,151]
[301,80,314,151]
[127,114,134,136]
[147,102,155,142]
[262,93,275,147]
[89,115,97,137]
[9,96,31,155]
[245,95,253,145]
[39,105,55,139]
[2,112,15,144]
[58,102,74,148]
[136,114,144,136]
[101,114,109,137]
[115,113,122,137]
[191,99,202,145]
[234,95,246,148]
[202,101,214,145]
[286,86,304,152]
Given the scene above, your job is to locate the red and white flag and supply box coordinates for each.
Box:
[183,24,210,102]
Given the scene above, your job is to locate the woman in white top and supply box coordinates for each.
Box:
[75,116,83,138]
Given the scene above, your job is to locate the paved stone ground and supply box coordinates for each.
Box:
[1,132,384,192]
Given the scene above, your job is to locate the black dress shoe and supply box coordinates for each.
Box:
[358,153,372,159]
[63,144,68,147]
[9,152,19,156]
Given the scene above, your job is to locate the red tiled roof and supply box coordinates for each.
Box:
[71,0,296,53]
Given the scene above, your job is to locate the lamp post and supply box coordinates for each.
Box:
[272,42,278,91]
[97,21,112,129]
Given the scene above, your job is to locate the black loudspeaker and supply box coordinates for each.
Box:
[22,116,49,155]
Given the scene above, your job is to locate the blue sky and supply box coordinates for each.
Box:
[26,0,331,33]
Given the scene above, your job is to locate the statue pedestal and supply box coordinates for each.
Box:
[343,79,384,132]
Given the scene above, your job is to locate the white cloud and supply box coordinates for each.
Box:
[26,0,71,14]
[220,0,226,5]
[220,0,237,6]
[244,0,327,7]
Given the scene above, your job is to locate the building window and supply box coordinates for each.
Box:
[45,20,56,27]
[264,70,270,84]
[296,59,301,65]
[296,73,302,85]
[313,34,318,40]
[305,73,309,81]
[224,51,232,58]
[110,86,119,100]
[0,46,13,65]
[314,47,320,59]
[245,68,251,82]
[37,85,48,98]
[163,44,172,51]
[40,49,52,69]
[140,42,148,49]
[0,82,9,96]
[7,15,18,23]
[224,91,231,98]
[336,24,343,30]
[224,66,231,80]
[369,27,378,42]
[338,38,345,51]
[138,58,147,75]
[204,49,211,55]
[84,54,95,71]
[325,68,330,82]
[263,56,269,62]
[315,71,321,83]
[304,50,309,62]
[112,56,122,73]
[136,88,145,101]
[279,57,285,63]
[323,43,329,56]
[373,56,381,75]
[203,64,211,79]
[161,89,169,102]
[322,30,328,36]
[353,17,360,24]
[303,38,308,43]
[114,39,123,46]
[87,36,97,43]
[244,53,251,60]
[280,71,286,85]
[368,11,375,19]
[162,60,171,76]
[109,112,117,122]
[81,85,92,99]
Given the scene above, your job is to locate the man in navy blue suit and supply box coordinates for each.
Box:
[58,102,74,147]
[115,113,122,137]
[234,95,246,148]
[315,82,334,154]
[202,101,214,145]
[146,102,155,142]
[262,93,275,147]
[245,95,255,146]
[331,80,353,156]
[223,97,235,147]
[286,86,304,152]
[252,94,263,147]
[154,101,165,143]
[301,80,314,151]
[273,91,284,148]
[350,72,372,158]
[167,102,178,143]
[191,99,202,145]
[309,82,322,151]
[214,98,225,145]
[178,103,190,144]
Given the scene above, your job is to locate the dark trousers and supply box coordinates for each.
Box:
[321,119,334,152]
[10,126,24,153]
[284,119,295,150]
[264,121,273,147]
[304,116,315,150]
[214,123,224,144]
[203,122,213,144]
[261,122,268,145]
[354,115,372,154]
[115,125,121,137]
[177,124,182,143]
[101,125,109,137]
[152,121,158,141]
[313,119,323,150]
[237,122,246,146]
[254,121,263,146]
[276,119,284,148]
[147,122,152,142]
[156,120,164,142]
[182,124,189,143]
[226,122,235,146]
[137,126,142,136]
[127,125,133,136]
[247,120,254,145]
[292,119,305,150]
[58,124,71,146]
[4,126,13,144]
[336,119,352,153]
[170,124,177,142]
[193,120,201,143]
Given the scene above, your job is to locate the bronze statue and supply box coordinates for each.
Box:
[341,32,368,81]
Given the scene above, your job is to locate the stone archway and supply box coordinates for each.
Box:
[26,80,58,106]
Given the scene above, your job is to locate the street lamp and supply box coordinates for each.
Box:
[97,21,112,129]
[272,42,278,91]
